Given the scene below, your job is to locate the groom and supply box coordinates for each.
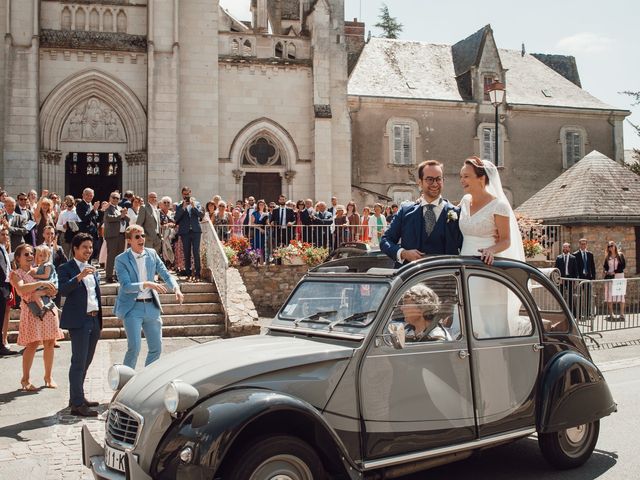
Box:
[381,160,463,268]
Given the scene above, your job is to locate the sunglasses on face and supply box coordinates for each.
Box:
[24,252,34,257]
[134,234,146,239]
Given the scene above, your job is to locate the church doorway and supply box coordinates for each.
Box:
[242,172,282,204]
[66,152,122,201]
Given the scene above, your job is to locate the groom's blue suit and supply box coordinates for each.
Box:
[380,200,463,268]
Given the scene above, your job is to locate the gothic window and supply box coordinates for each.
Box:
[243,137,283,167]
[287,43,296,59]
[103,10,113,32]
[75,8,86,31]
[393,124,412,165]
[61,7,72,30]
[89,9,99,31]
[275,42,284,58]
[117,10,127,33]
[243,39,252,56]
[560,126,587,168]
[231,39,240,55]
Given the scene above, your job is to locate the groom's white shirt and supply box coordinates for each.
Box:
[397,196,444,264]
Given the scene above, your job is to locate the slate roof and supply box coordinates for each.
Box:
[531,53,581,87]
[515,151,640,224]
[348,37,622,111]
[451,25,489,77]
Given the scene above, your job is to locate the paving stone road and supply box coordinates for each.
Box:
[0,331,638,480]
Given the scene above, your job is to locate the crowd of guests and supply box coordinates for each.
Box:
[206,193,401,262]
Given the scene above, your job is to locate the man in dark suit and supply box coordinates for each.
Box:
[381,160,463,268]
[555,242,578,315]
[300,198,315,243]
[135,192,162,253]
[76,188,101,260]
[312,201,333,249]
[0,227,19,356]
[174,186,205,279]
[271,194,295,247]
[103,191,129,283]
[58,233,102,417]
[574,238,596,320]
[2,197,27,251]
[15,193,37,246]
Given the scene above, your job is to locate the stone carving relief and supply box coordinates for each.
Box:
[61,98,126,143]
[125,151,147,166]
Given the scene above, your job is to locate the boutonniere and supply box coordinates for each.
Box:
[447,210,458,223]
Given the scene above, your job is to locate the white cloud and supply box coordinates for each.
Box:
[556,32,614,54]
[220,0,252,21]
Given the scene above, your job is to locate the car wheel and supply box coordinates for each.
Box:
[223,435,325,480]
[538,420,599,469]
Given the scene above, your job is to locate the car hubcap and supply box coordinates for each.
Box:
[559,423,591,457]
[565,424,586,444]
[250,454,313,480]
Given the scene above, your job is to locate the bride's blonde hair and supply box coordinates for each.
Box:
[464,156,489,185]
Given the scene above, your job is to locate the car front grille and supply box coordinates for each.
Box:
[106,406,140,448]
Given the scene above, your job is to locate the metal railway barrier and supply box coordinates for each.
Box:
[557,277,640,335]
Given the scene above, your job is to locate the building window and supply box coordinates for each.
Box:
[243,136,283,167]
[116,10,127,33]
[61,7,72,30]
[275,42,283,58]
[243,39,253,56]
[287,43,296,59]
[89,9,99,31]
[75,8,86,31]
[103,10,113,32]
[477,123,505,167]
[385,118,419,166]
[483,75,496,101]
[559,125,588,169]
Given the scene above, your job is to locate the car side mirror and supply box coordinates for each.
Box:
[386,322,406,349]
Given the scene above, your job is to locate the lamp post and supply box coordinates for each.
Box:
[487,80,505,166]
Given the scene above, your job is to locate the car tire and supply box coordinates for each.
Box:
[538,420,599,469]
[223,434,325,480]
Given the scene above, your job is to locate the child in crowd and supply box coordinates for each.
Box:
[27,245,58,319]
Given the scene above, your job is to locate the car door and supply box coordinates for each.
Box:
[359,271,476,460]
[464,270,542,437]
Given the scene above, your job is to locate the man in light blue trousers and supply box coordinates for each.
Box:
[114,225,183,368]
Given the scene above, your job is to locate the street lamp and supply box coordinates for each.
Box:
[487,80,505,166]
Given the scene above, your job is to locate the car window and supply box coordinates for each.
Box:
[467,275,534,339]
[528,277,569,333]
[386,275,461,343]
[279,280,389,328]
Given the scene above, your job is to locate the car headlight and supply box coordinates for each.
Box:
[163,380,199,414]
[108,364,136,391]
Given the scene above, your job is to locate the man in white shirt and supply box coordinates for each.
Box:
[114,225,183,369]
[555,242,578,315]
[58,232,102,417]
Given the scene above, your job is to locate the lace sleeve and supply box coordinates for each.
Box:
[493,198,511,217]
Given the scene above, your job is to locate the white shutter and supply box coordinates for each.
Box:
[482,127,494,161]
[393,125,402,164]
[402,125,411,165]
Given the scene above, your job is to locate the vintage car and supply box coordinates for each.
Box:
[82,255,616,480]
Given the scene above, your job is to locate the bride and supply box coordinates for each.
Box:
[458,156,526,339]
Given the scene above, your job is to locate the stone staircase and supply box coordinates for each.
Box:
[7,280,226,342]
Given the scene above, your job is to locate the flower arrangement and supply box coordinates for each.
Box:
[224,236,261,267]
[446,210,458,223]
[273,240,329,267]
[523,239,545,259]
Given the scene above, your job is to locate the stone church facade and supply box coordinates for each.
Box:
[0,0,351,203]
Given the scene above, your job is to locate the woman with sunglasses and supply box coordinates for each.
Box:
[603,242,626,321]
[10,244,63,391]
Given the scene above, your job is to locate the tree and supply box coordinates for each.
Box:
[621,90,640,175]
[374,4,403,39]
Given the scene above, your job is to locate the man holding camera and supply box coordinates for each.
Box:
[103,191,130,283]
[174,186,204,280]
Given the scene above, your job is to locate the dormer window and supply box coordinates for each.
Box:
[483,75,497,101]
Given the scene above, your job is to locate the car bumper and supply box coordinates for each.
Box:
[82,425,152,480]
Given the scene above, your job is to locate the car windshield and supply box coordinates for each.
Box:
[278,280,389,330]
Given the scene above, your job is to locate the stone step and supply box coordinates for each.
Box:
[101,302,223,317]
[99,282,217,296]
[7,325,226,343]
[101,292,220,306]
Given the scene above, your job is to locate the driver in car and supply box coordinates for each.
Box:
[400,284,452,342]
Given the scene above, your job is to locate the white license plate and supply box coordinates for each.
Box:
[104,444,126,473]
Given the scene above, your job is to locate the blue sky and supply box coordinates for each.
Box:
[220,0,640,150]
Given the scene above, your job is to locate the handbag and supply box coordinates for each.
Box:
[604,273,614,280]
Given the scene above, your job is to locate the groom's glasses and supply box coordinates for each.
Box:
[423,176,443,185]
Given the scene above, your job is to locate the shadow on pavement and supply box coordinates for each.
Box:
[403,437,617,479]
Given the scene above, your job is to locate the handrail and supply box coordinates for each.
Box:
[201,218,229,333]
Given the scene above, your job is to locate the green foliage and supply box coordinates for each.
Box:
[621,91,640,173]
[374,3,403,39]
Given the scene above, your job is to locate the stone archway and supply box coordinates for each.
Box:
[229,118,298,201]
[39,69,147,195]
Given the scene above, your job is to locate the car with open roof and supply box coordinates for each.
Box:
[82,254,616,480]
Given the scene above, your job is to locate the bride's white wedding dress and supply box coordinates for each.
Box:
[459,194,526,338]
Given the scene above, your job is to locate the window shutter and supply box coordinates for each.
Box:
[402,125,411,165]
[393,125,402,164]
[482,127,494,161]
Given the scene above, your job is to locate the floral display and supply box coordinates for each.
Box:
[224,237,262,267]
[522,239,545,258]
[273,240,329,267]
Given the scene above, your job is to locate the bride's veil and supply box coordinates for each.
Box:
[483,160,525,262]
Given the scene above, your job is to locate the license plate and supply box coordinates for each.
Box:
[104,444,126,473]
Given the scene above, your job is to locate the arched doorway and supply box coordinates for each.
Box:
[65,152,122,201]
[39,69,147,197]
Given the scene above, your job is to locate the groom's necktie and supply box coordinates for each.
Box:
[424,204,436,237]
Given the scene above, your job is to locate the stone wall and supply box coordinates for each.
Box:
[565,225,637,277]
[236,264,308,316]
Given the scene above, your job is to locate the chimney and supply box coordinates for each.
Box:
[345,18,366,74]
[255,0,268,33]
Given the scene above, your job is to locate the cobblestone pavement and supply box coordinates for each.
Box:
[0,337,215,480]
[0,331,638,480]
